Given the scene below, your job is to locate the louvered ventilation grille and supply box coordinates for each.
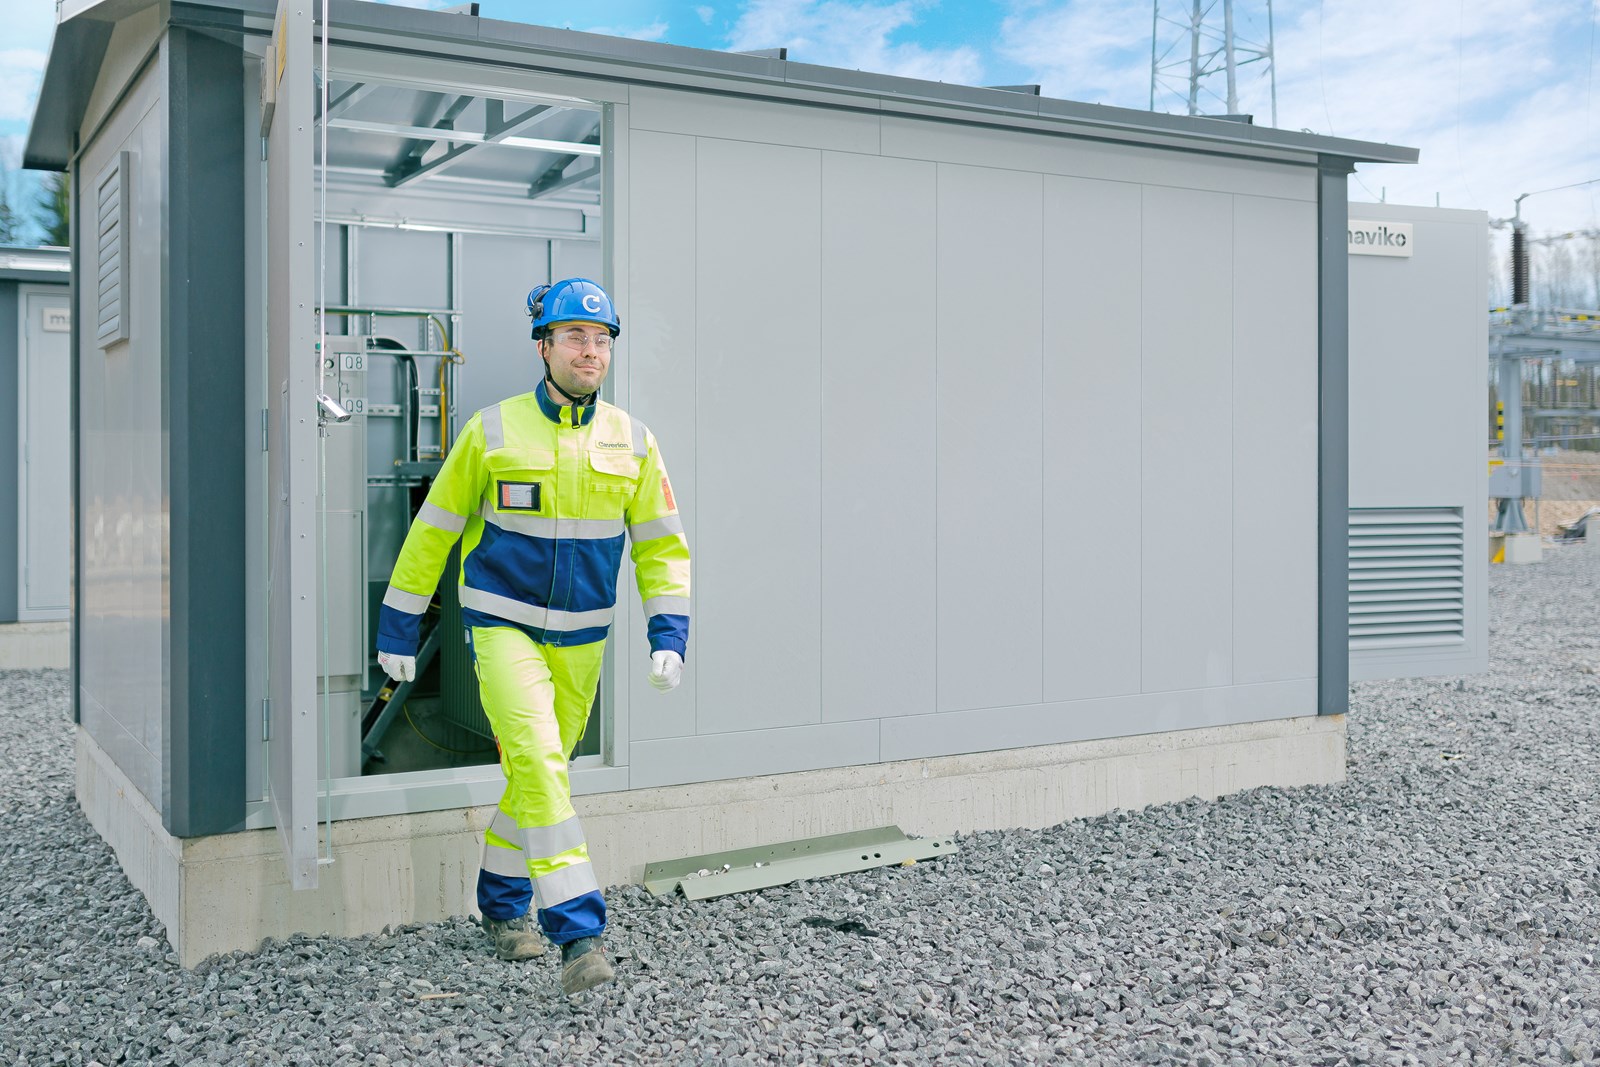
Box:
[1349,508,1465,649]
[96,153,129,348]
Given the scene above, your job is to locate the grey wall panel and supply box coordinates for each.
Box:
[820,151,938,722]
[693,136,823,734]
[630,86,880,155]
[551,239,603,284]
[76,60,165,809]
[0,282,16,620]
[1042,176,1143,701]
[624,129,699,742]
[880,117,1315,202]
[356,228,451,323]
[629,719,879,789]
[1231,195,1319,684]
[1349,208,1486,506]
[1140,186,1234,693]
[456,232,550,423]
[881,678,1317,762]
[936,163,1044,713]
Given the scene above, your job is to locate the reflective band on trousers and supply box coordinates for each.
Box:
[479,504,624,541]
[482,403,505,451]
[418,501,467,534]
[533,861,600,910]
[383,586,431,614]
[643,595,691,617]
[481,838,529,878]
[491,809,588,860]
[628,515,684,542]
[630,416,648,458]
[459,586,615,631]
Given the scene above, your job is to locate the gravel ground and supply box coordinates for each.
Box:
[3,551,1599,1066]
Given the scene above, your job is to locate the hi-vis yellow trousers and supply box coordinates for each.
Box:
[471,625,607,944]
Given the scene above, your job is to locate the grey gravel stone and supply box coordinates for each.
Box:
[2,549,1599,1064]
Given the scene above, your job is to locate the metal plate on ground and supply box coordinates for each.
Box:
[643,825,958,900]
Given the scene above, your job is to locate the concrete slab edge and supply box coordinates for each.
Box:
[76,714,1345,967]
[0,621,71,669]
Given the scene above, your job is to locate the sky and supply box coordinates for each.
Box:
[2,0,1597,250]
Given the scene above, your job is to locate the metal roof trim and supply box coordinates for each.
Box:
[30,0,1420,172]
[0,245,73,281]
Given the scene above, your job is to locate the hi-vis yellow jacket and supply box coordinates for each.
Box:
[377,381,691,660]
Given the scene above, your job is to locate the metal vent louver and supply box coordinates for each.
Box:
[95,152,131,348]
[1349,508,1465,649]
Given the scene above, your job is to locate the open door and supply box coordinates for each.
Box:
[265,0,319,889]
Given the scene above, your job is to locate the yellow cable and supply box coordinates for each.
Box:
[402,701,496,756]
[428,314,465,455]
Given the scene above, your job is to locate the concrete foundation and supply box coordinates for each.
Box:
[0,621,70,669]
[1504,532,1543,565]
[77,712,1346,967]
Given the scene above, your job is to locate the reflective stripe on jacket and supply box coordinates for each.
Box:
[377,381,691,658]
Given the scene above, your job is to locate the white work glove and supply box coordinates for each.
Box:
[378,651,416,683]
[648,650,684,691]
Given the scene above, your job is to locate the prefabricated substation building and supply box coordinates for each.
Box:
[27,0,1432,964]
[1,245,72,667]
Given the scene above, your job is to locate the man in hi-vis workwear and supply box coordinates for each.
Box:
[374,278,690,996]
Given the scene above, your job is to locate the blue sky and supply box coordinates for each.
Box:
[3,0,1597,248]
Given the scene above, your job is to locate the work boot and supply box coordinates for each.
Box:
[481,915,545,961]
[559,936,615,996]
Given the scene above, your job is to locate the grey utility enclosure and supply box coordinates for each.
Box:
[28,0,1417,893]
[0,248,71,625]
[1346,204,1489,681]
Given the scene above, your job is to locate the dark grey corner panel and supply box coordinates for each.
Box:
[0,282,17,623]
[164,23,248,836]
[1317,158,1353,716]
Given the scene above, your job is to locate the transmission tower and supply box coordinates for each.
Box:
[1150,0,1277,126]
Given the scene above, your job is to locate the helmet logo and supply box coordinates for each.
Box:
[582,294,603,313]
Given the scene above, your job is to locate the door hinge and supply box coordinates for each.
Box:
[262,697,271,741]
[261,408,269,452]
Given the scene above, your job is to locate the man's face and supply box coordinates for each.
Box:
[541,321,612,399]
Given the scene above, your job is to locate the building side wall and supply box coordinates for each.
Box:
[75,52,168,811]
[0,281,17,621]
[1348,204,1489,679]
[621,87,1322,789]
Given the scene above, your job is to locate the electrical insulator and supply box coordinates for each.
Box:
[1511,226,1529,305]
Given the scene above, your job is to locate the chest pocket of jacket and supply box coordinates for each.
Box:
[485,448,556,515]
[586,451,639,517]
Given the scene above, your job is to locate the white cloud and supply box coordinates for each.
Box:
[697,5,716,24]
[1270,0,1595,230]
[728,0,983,83]
[996,0,1150,105]
[0,48,47,124]
[995,0,1599,233]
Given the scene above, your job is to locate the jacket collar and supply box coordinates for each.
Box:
[536,380,597,427]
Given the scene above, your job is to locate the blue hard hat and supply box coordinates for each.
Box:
[526,278,621,339]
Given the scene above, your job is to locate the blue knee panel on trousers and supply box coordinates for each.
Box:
[477,869,533,921]
[538,890,607,944]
